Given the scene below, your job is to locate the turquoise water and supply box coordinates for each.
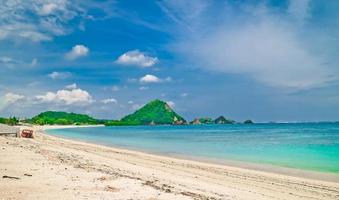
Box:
[47,123,339,174]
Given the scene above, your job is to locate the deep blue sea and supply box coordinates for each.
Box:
[46,123,339,174]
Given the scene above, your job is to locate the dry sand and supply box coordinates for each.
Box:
[0,126,339,200]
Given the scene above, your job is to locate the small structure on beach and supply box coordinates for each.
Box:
[0,123,19,137]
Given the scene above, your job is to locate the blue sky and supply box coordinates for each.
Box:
[1,0,339,122]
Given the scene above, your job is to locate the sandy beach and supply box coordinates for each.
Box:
[1,126,339,200]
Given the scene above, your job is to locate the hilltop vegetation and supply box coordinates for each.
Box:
[29,111,102,125]
[20,100,252,126]
[190,116,235,125]
[244,119,254,124]
[214,116,235,124]
[106,99,186,126]
[0,117,19,125]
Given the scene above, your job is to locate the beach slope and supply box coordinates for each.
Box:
[0,128,338,200]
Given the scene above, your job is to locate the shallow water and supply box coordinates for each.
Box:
[47,123,339,174]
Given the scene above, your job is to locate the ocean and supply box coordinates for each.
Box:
[46,123,339,174]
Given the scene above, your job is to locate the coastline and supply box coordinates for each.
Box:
[37,124,105,130]
[44,125,339,182]
[1,125,338,200]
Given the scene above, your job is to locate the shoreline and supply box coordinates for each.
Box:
[43,125,339,183]
[1,126,338,199]
[37,124,105,130]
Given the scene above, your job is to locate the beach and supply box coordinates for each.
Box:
[1,126,339,200]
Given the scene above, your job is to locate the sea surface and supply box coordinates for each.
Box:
[46,123,339,174]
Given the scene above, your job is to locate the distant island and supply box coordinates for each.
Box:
[6,99,254,126]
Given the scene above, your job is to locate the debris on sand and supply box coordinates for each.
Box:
[2,175,20,180]
[104,185,120,192]
[24,173,32,177]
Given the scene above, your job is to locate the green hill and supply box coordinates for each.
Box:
[118,99,186,125]
[214,116,235,124]
[30,111,101,125]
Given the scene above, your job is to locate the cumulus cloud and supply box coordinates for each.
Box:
[65,45,89,60]
[0,0,114,42]
[139,74,172,84]
[48,71,72,79]
[115,50,158,67]
[4,93,25,104]
[0,92,25,111]
[139,74,161,83]
[35,87,93,105]
[101,98,118,104]
[39,3,58,16]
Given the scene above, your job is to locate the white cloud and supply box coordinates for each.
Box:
[128,100,134,104]
[0,56,38,68]
[115,50,158,67]
[101,98,118,104]
[0,0,114,42]
[36,87,93,105]
[39,3,58,16]
[0,92,25,111]
[139,74,161,83]
[162,1,339,89]
[65,45,89,60]
[166,101,175,108]
[188,21,334,89]
[4,93,25,104]
[65,83,77,90]
[48,71,72,79]
[139,74,172,84]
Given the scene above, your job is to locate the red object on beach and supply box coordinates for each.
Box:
[21,129,34,138]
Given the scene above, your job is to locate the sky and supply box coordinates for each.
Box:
[0,0,339,122]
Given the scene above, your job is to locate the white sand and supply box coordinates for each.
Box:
[0,126,338,200]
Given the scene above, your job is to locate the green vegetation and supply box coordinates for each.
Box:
[244,119,254,124]
[214,116,235,124]
[190,116,235,124]
[0,117,19,125]
[30,111,101,125]
[104,120,140,126]
[197,117,213,124]
[17,100,253,127]
[118,99,186,125]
